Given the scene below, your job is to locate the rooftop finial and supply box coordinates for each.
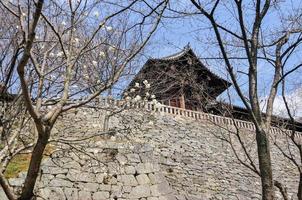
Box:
[184,42,191,50]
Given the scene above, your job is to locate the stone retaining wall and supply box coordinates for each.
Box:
[4,107,301,200]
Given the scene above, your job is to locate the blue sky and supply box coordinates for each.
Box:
[130,0,302,116]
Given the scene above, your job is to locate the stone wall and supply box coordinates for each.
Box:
[5,107,301,200]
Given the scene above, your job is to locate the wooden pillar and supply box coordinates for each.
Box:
[180,94,185,109]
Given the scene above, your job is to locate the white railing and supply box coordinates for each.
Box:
[145,102,301,137]
[69,97,301,137]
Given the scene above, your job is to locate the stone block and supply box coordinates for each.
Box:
[128,185,151,198]
[96,173,106,183]
[158,195,177,200]
[111,185,123,198]
[120,174,138,186]
[0,187,8,200]
[148,173,166,184]
[150,182,172,196]
[49,178,73,187]
[116,154,128,165]
[8,178,24,187]
[78,182,99,191]
[64,188,79,199]
[99,184,111,191]
[126,153,141,163]
[136,174,150,185]
[122,185,132,193]
[92,191,110,200]
[79,191,92,200]
[67,169,96,182]
[41,187,65,200]
[136,163,159,174]
[125,166,136,174]
[147,197,159,200]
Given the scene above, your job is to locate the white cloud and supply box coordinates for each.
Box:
[261,87,302,119]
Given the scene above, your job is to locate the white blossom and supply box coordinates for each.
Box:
[83,65,87,69]
[124,92,128,96]
[133,95,141,102]
[49,52,55,57]
[109,46,115,51]
[143,80,148,85]
[145,83,151,89]
[151,94,156,99]
[130,88,135,93]
[92,61,98,66]
[61,21,66,26]
[93,11,99,17]
[57,51,64,57]
[125,96,131,101]
[93,149,99,155]
[135,82,140,88]
[155,102,162,108]
[136,95,142,100]
[97,80,101,84]
[145,92,150,97]
[74,38,79,44]
[106,26,113,31]
[99,51,105,57]
[110,136,116,141]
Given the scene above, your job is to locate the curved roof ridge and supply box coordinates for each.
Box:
[153,45,191,61]
[149,45,231,85]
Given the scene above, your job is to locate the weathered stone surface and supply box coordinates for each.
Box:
[136,163,159,174]
[92,191,110,200]
[125,166,136,174]
[8,178,24,187]
[150,182,172,196]
[126,153,141,163]
[158,195,177,200]
[67,170,96,182]
[0,187,8,200]
[79,191,92,200]
[49,178,73,187]
[7,107,299,200]
[78,182,99,191]
[136,174,150,185]
[120,175,138,186]
[128,185,151,198]
[40,187,65,200]
[147,197,159,200]
[99,184,111,191]
[64,188,79,199]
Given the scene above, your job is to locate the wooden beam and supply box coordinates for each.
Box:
[180,94,186,109]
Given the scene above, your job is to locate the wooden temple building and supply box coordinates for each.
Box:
[127,46,231,111]
[126,46,302,132]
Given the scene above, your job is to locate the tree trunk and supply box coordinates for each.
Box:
[256,129,274,200]
[18,131,50,200]
[298,173,302,200]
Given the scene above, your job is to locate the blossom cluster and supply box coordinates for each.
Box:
[124,80,160,107]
